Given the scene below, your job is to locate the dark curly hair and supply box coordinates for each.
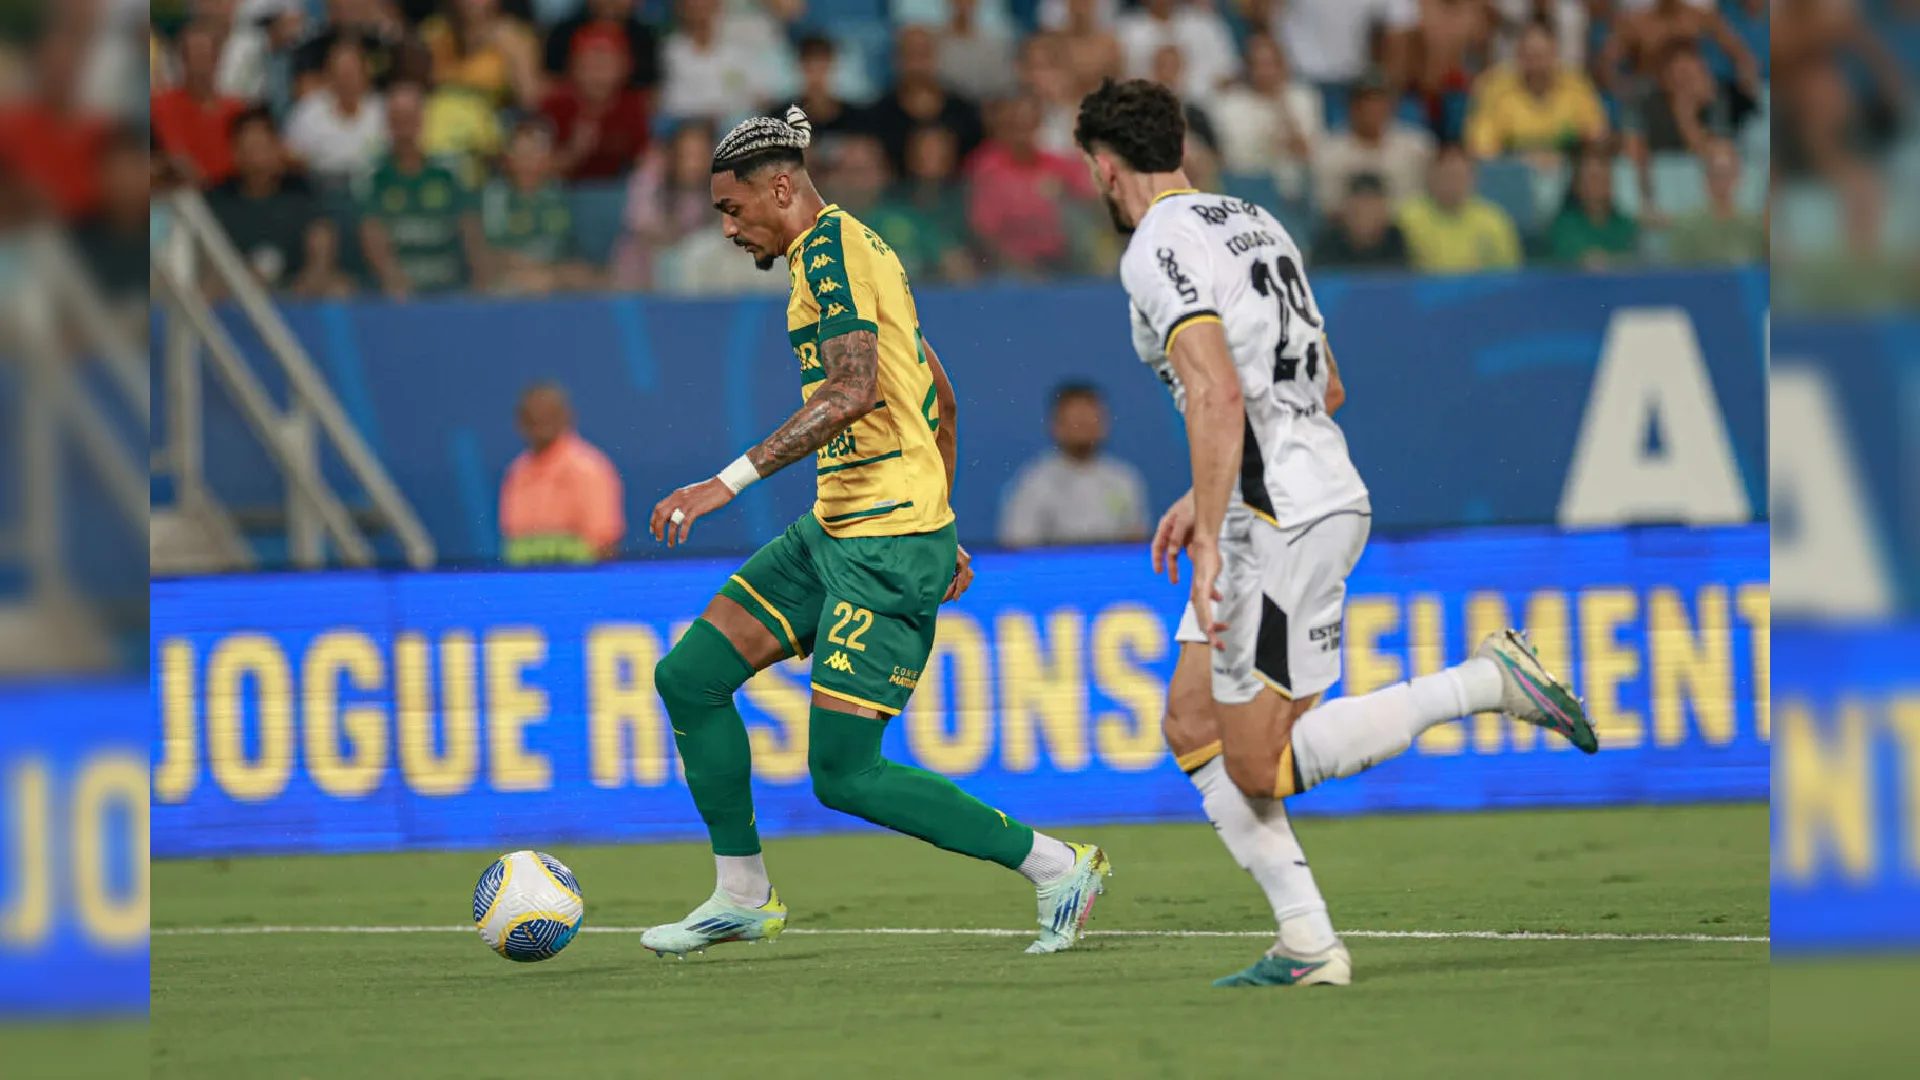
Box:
[1074,78,1186,173]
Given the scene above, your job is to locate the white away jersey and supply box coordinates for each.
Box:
[1119,189,1368,528]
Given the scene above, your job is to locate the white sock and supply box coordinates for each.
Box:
[1291,658,1504,791]
[1192,758,1339,953]
[716,853,771,907]
[1018,831,1077,885]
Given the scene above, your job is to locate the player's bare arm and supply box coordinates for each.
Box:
[922,336,973,601]
[649,330,878,546]
[1325,341,1346,416]
[1167,320,1243,649]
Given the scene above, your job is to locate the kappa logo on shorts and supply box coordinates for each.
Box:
[825,651,857,675]
[1308,622,1343,653]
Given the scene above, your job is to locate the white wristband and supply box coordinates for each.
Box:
[717,454,761,495]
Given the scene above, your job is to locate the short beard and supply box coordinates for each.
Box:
[1104,191,1132,235]
[754,252,777,271]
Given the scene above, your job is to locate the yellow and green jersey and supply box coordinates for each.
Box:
[785,203,954,539]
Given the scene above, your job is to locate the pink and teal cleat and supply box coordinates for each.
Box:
[1214,943,1353,987]
[1477,629,1600,754]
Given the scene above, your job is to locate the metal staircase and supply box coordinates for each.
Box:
[149,189,435,574]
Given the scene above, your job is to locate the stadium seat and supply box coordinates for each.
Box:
[1649,153,1708,218]
[1476,158,1539,232]
[1610,156,1641,219]
[1774,183,1845,257]
[568,183,628,268]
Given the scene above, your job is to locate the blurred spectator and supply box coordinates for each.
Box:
[1774,0,1913,179]
[1311,173,1410,270]
[939,0,1019,101]
[483,121,601,294]
[794,35,872,150]
[1464,18,1607,163]
[218,0,307,110]
[1600,0,1760,117]
[1621,43,1730,214]
[611,118,715,290]
[0,29,111,219]
[1280,0,1418,93]
[1211,33,1322,201]
[1546,146,1638,269]
[209,106,350,296]
[293,0,411,96]
[1039,0,1119,30]
[542,0,659,91]
[869,25,985,174]
[1020,31,1082,155]
[1117,0,1240,102]
[1396,144,1522,273]
[965,95,1094,276]
[1659,138,1765,266]
[1486,0,1588,70]
[1411,0,1495,96]
[69,127,151,305]
[284,36,388,187]
[659,0,785,123]
[540,27,651,181]
[1150,44,1218,159]
[500,383,625,565]
[152,23,249,186]
[872,125,978,285]
[1313,73,1434,211]
[998,382,1148,549]
[1056,0,1123,89]
[354,82,490,298]
[421,0,544,110]
[825,133,893,217]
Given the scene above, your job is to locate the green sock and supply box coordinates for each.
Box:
[808,705,1035,869]
[655,619,761,856]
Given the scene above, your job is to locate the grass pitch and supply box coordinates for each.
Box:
[153,804,1766,1079]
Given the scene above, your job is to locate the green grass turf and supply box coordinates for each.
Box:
[0,1022,149,1080]
[153,804,1767,1079]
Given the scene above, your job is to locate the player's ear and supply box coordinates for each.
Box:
[771,170,793,209]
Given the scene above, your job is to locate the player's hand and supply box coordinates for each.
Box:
[943,544,974,603]
[650,478,734,547]
[1187,537,1228,651]
[1151,491,1197,585]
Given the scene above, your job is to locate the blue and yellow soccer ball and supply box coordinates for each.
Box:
[472,851,584,962]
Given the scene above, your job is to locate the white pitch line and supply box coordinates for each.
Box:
[151,925,1768,944]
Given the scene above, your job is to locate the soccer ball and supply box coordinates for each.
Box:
[472,850,585,962]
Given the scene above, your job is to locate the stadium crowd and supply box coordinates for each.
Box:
[54,1,1920,306]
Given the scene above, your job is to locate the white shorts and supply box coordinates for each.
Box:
[1176,506,1371,705]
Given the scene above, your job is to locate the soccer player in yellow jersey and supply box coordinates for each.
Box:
[640,107,1110,958]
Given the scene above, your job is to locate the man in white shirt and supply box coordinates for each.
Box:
[1116,0,1240,103]
[998,383,1149,548]
[1311,72,1433,211]
[659,0,791,124]
[1281,0,1420,88]
[284,36,388,187]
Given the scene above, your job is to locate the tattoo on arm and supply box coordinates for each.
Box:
[747,330,879,475]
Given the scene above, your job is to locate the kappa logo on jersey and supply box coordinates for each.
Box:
[1156,248,1199,304]
[809,253,836,270]
[825,651,857,674]
[823,302,849,318]
[1187,199,1259,227]
[815,278,841,294]
[1308,622,1342,653]
[809,233,832,248]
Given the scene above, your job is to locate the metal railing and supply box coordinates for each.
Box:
[151,189,435,571]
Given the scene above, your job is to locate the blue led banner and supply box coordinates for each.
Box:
[1772,624,1920,952]
[0,682,150,1017]
[151,524,1769,859]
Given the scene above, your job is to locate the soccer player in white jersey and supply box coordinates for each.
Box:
[1074,79,1600,987]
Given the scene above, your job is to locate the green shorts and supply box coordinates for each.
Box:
[719,514,958,715]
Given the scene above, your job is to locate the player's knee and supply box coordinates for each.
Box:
[1162,682,1216,755]
[1222,743,1278,800]
[808,755,878,815]
[654,638,735,711]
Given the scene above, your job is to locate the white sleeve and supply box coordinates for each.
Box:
[998,465,1051,548]
[1119,217,1220,355]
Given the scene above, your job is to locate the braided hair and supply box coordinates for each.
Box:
[711,105,814,178]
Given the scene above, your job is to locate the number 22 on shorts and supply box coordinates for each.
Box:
[826,602,872,651]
